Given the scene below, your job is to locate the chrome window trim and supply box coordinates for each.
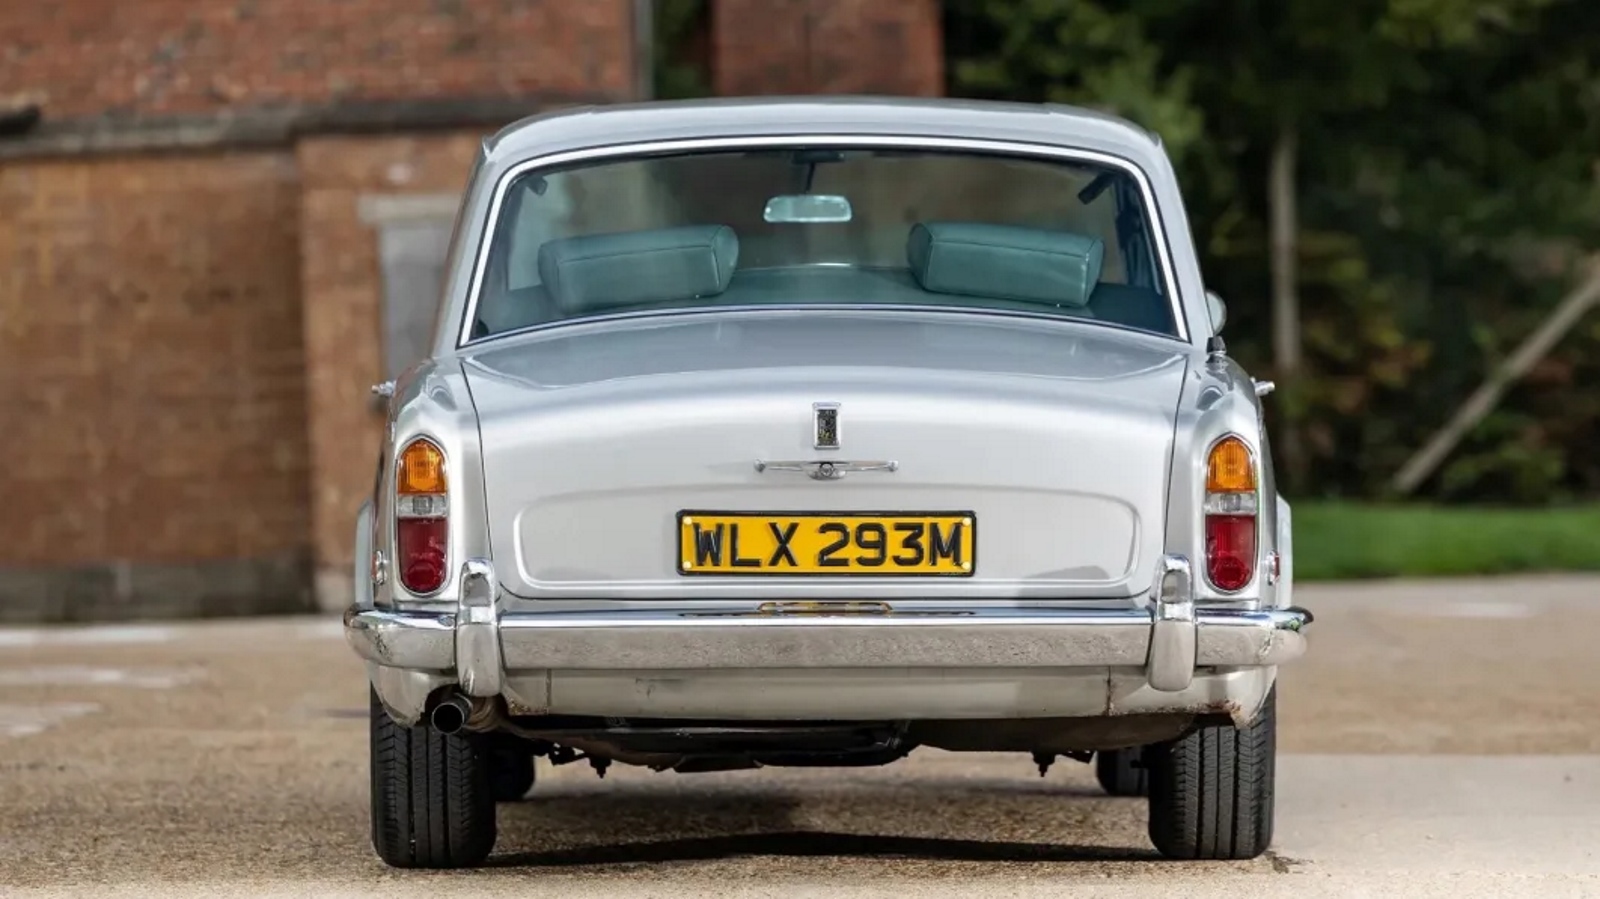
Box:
[455,134,1191,349]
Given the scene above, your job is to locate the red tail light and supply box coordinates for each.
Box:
[397,517,448,593]
[396,438,448,594]
[1205,515,1256,592]
[1203,436,1258,592]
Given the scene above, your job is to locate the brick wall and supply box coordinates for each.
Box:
[1,0,638,120]
[0,0,949,621]
[712,0,943,97]
[0,151,312,620]
[0,0,645,621]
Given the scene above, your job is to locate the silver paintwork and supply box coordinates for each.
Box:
[351,97,1312,732]
[462,312,1189,601]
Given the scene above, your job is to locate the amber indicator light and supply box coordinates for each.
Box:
[1205,436,1256,493]
[398,439,446,495]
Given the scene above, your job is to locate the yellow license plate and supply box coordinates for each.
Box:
[677,512,976,576]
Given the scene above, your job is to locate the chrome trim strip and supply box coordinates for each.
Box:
[754,459,898,480]
[454,134,1189,348]
[454,303,1189,351]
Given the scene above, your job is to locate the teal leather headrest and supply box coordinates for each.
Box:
[907,222,1105,308]
[537,225,739,314]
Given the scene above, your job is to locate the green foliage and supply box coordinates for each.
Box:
[653,0,711,100]
[1293,502,1600,579]
[946,0,1600,504]
[945,0,1205,159]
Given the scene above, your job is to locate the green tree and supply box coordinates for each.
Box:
[654,0,711,100]
[945,0,1204,158]
[947,0,1600,502]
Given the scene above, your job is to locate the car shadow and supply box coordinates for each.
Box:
[488,830,1157,868]
[489,788,1159,869]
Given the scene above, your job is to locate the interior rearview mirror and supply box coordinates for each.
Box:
[1205,290,1227,334]
[764,194,853,224]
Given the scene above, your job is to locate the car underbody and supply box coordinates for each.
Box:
[426,702,1224,775]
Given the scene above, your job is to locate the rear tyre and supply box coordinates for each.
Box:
[1146,687,1276,860]
[1095,747,1149,797]
[369,690,497,868]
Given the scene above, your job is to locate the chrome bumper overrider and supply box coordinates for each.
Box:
[345,554,1312,697]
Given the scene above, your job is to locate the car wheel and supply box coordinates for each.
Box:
[369,689,497,868]
[1146,686,1276,860]
[1095,746,1149,797]
[488,740,537,802]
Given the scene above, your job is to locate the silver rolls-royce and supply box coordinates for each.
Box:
[344,97,1313,868]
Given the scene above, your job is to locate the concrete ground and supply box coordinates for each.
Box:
[1,576,1598,898]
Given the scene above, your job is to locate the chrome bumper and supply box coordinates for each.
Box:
[345,554,1312,697]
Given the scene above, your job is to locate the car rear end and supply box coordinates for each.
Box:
[352,335,1307,726]
[345,105,1313,868]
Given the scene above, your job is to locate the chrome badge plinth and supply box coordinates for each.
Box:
[813,402,840,450]
[754,459,899,481]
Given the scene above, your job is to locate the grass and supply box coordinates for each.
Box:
[1292,502,1600,581]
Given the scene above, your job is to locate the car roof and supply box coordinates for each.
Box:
[481,96,1167,170]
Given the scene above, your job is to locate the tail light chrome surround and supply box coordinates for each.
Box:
[1202,434,1259,594]
[395,437,449,596]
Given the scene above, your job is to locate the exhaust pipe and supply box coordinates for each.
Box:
[429,692,473,735]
